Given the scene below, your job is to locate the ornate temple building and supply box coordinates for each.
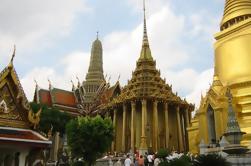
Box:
[188,0,251,154]
[33,81,83,116]
[98,3,194,154]
[33,35,110,115]
[0,54,51,165]
[31,0,195,156]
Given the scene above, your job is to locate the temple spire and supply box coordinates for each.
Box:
[139,0,153,61]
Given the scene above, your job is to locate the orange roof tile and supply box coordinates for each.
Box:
[51,88,78,108]
[39,89,52,106]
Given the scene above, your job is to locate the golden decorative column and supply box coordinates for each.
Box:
[131,101,136,152]
[140,99,147,151]
[153,100,158,152]
[112,108,117,152]
[164,102,169,149]
[176,106,184,152]
[122,103,127,152]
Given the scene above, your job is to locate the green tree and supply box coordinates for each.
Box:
[66,116,114,166]
[193,154,230,166]
[157,148,169,161]
[30,102,71,136]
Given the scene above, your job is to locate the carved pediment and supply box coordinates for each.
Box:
[0,65,32,128]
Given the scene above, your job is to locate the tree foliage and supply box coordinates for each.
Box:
[193,154,230,166]
[66,115,114,166]
[158,153,230,166]
[157,148,169,160]
[30,102,71,136]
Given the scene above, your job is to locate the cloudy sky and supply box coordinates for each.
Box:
[0,0,225,107]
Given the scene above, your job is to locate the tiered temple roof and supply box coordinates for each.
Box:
[34,85,82,116]
[0,52,51,148]
[99,3,190,110]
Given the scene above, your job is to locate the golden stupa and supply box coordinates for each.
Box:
[188,0,251,153]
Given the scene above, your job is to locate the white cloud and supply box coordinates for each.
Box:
[20,51,90,100]
[102,4,188,86]
[188,11,220,43]
[0,0,90,61]
[186,68,214,107]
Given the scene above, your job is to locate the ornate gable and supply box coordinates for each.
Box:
[0,62,39,129]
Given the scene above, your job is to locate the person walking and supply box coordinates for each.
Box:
[124,154,132,166]
[138,155,144,166]
[114,159,122,166]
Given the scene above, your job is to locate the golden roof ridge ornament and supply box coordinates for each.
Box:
[71,80,76,91]
[139,0,153,61]
[34,79,39,90]
[8,45,16,67]
[48,78,52,90]
[76,76,81,88]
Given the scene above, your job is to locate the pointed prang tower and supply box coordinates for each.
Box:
[83,34,105,106]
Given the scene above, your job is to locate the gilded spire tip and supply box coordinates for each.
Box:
[139,0,153,60]
[96,31,99,39]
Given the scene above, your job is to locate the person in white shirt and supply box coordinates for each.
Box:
[124,154,132,166]
[147,154,153,166]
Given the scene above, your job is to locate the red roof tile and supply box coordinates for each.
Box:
[39,89,52,106]
[0,127,51,147]
[51,89,78,108]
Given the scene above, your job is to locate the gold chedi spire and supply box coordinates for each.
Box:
[221,0,251,30]
[139,0,153,61]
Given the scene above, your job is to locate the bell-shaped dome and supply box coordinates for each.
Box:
[221,0,251,30]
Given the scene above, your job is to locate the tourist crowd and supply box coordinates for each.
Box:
[114,151,161,166]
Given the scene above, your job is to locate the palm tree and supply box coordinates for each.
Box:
[193,154,230,166]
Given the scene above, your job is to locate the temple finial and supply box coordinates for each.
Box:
[71,80,76,91]
[34,79,38,88]
[139,0,153,60]
[143,0,148,46]
[143,0,146,19]
[76,76,81,88]
[48,78,52,90]
[96,31,99,39]
[10,45,16,64]
[117,74,120,82]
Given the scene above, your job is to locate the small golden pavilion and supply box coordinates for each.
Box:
[99,2,194,154]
